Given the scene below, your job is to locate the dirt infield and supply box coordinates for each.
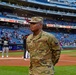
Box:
[0,54,76,66]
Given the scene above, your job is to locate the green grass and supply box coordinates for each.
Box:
[55,66,76,75]
[0,49,76,57]
[61,50,76,54]
[0,66,29,75]
[9,51,23,56]
[0,66,76,75]
[61,50,76,57]
[0,51,24,57]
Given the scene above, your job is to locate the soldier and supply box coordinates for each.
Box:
[26,16,61,75]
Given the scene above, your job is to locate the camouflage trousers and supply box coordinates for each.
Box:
[29,66,54,75]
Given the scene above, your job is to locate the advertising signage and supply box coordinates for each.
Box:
[0,17,28,24]
[47,24,75,29]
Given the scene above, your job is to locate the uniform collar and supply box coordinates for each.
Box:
[31,30,43,41]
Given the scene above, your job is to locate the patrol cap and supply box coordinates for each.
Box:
[29,16,43,23]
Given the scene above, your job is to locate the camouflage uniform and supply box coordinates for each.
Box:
[26,30,61,75]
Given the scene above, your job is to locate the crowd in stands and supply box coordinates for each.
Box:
[0,0,76,48]
[0,12,26,20]
[0,11,76,27]
[0,26,31,44]
[44,19,76,26]
[50,32,76,47]
[0,26,76,47]
[0,10,76,47]
[1,10,76,27]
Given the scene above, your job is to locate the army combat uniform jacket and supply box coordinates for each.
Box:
[26,30,61,75]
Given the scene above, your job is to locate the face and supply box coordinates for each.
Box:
[30,22,42,32]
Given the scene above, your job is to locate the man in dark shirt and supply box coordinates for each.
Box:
[23,35,30,59]
[2,37,9,58]
[23,35,26,58]
[0,38,2,52]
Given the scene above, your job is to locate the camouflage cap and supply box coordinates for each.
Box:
[29,16,43,23]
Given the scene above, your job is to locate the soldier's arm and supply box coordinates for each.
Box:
[51,35,61,66]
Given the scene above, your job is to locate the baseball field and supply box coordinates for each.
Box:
[0,49,76,75]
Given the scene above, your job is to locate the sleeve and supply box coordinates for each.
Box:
[50,35,61,66]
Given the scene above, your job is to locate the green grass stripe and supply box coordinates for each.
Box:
[61,50,76,54]
[0,51,24,56]
[55,66,76,75]
[61,50,76,57]
[9,51,23,56]
[0,66,29,75]
[0,66,76,75]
